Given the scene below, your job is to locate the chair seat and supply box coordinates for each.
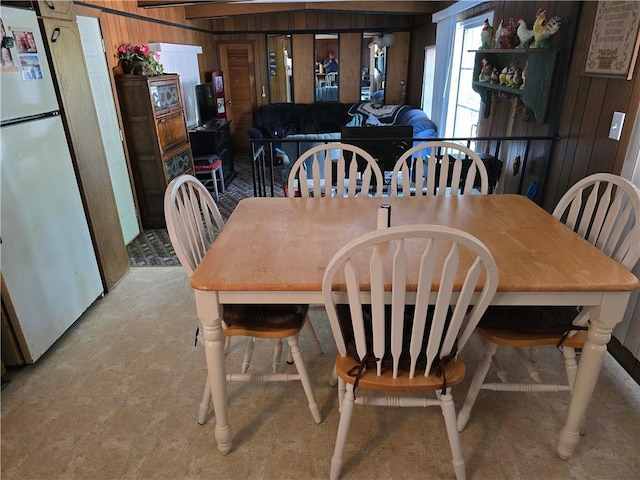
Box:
[476,327,588,348]
[335,354,466,393]
[223,304,309,331]
[194,159,223,171]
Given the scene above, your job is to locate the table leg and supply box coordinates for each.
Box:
[195,289,233,454]
[557,291,630,459]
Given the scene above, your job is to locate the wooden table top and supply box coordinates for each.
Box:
[191,195,639,295]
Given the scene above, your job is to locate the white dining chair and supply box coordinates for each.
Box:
[287,142,384,198]
[457,173,640,432]
[389,141,490,196]
[164,174,322,425]
[322,224,499,480]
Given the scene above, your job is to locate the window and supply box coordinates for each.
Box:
[444,14,490,139]
[421,46,436,117]
[431,1,488,140]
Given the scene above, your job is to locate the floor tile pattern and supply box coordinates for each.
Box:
[2,267,638,479]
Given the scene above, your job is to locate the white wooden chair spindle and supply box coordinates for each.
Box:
[287,143,384,198]
[390,141,490,196]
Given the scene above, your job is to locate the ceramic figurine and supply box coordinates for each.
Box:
[494,19,504,49]
[491,67,500,84]
[499,66,509,86]
[499,17,520,49]
[516,18,534,48]
[520,62,527,91]
[480,19,494,50]
[479,58,492,82]
[531,8,561,48]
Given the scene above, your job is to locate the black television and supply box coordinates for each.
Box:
[341,125,413,173]
[195,82,216,126]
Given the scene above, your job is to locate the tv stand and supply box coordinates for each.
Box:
[189,119,235,187]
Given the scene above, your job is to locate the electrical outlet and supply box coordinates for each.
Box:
[609,111,625,141]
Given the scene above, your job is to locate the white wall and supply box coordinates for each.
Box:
[149,43,203,129]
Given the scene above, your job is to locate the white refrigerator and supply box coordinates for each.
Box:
[0,5,103,363]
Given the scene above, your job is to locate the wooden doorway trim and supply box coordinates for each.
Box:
[218,41,258,153]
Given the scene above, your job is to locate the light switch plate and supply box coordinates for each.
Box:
[609,111,625,141]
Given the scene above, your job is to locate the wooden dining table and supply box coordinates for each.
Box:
[190,194,639,458]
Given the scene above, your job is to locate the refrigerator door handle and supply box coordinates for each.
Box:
[51,27,61,43]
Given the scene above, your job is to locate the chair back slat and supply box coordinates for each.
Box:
[553,173,640,271]
[164,175,224,276]
[390,141,490,196]
[287,143,383,198]
[323,225,499,381]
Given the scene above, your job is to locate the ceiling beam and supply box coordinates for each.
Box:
[182,2,433,19]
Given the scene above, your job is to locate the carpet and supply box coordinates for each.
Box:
[126,152,284,266]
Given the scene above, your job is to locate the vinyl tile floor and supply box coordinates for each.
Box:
[2,267,639,480]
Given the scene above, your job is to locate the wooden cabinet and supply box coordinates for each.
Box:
[189,119,236,186]
[471,49,558,123]
[116,74,193,229]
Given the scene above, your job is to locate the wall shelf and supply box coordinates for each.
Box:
[470,49,558,123]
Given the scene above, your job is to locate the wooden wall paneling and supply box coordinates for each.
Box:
[572,78,607,180]
[339,32,361,104]
[589,80,632,175]
[293,34,314,104]
[39,14,129,291]
[384,31,410,104]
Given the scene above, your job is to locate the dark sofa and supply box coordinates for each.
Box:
[250,101,438,141]
[248,101,439,190]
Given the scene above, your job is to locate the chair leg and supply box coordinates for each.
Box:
[329,362,338,387]
[440,389,466,480]
[286,335,322,423]
[457,340,498,432]
[288,316,323,364]
[563,346,578,390]
[241,337,256,374]
[337,376,346,411]
[212,170,219,201]
[304,318,323,354]
[273,338,284,373]
[330,382,355,480]
[492,355,508,383]
[514,348,542,383]
[218,165,225,194]
[224,336,231,355]
[198,375,212,425]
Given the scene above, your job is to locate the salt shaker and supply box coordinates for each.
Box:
[377,204,391,229]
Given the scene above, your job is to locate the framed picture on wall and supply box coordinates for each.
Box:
[584,1,640,79]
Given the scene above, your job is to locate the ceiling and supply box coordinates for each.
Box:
[136,1,440,20]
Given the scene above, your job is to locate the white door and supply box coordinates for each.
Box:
[77,16,140,244]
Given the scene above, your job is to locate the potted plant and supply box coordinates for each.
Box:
[117,44,164,76]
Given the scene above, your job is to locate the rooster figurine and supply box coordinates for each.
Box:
[516,18,534,48]
[494,19,504,49]
[498,17,520,49]
[480,19,494,49]
[531,8,561,48]
[478,58,492,82]
[491,67,500,84]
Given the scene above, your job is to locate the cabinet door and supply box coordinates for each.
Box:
[157,111,188,154]
[36,0,76,21]
[150,78,182,114]
[164,146,193,182]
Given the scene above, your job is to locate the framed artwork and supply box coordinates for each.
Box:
[584,1,640,79]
